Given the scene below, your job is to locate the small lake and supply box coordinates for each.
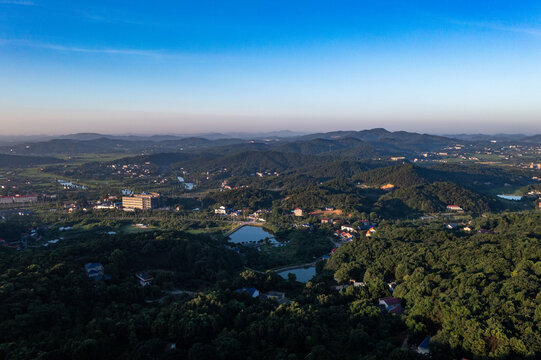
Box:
[497,195,523,201]
[228,225,276,245]
[277,266,316,283]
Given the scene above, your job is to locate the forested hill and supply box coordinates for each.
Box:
[177,150,334,175]
[325,211,541,359]
[277,137,380,157]
[378,182,496,214]
[354,164,428,187]
[353,163,532,191]
[299,128,458,151]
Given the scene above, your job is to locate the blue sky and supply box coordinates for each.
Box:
[1,0,541,134]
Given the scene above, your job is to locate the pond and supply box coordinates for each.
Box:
[497,194,523,201]
[277,266,316,283]
[228,225,277,245]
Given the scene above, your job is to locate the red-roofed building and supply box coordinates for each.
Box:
[379,297,401,308]
[388,304,405,315]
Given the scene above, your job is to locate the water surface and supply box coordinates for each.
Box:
[497,195,523,201]
[228,225,275,245]
[277,266,316,283]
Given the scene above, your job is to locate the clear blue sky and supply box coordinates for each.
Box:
[1,0,540,135]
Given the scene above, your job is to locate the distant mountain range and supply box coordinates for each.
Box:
[0,130,305,146]
[1,128,540,158]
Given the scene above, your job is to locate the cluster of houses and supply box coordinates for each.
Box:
[0,238,21,250]
[94,196,121,210]
[0,194,38,205]
[445,223,495,234]
[254,170,280,177]
[215,206,270,222]
[235,287,290,304]
[106,162,159,180]
[57,180,87,190]
[332,221,378,241]
[84,262,155,287]
[334,229,355,241]
[177,176,195,190]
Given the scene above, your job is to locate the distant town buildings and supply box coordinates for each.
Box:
[0,194,38,204]
[122,192,161,210]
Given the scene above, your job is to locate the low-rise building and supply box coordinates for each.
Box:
[235,287,259,298]
[215,206,228,215]
[341,225,356,232]
[135,272,154,286]
[122,192,161,210]
[13,195,38,203]
[417,337,430,355]
[379,297,401,309]
[84,263,104,281]
[366,227,376,237]
[0,194,38,204]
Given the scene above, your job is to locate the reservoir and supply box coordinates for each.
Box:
[277,266,316,283]
[497,195,523,201]
[228,225,276,245]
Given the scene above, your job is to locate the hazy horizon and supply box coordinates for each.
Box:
[2,1,541,135]
[0,126,540,140]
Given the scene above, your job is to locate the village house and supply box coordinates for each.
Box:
[379,297,400,309]
[365,227,376,237]
[334,230,354,241]
[379,297,404,316]
[260,291,285,301]
[84,263,104,281]
[332,284,350,292]
[350,279,366,287]
[215,206,228,215]
[416,337,430,355]
[341,224,356,233]
[446,205,463,211]
[235,287,259,298]
[478,229,494,234]
[358,220,376,230]
[293,208,303,217]
[135,272,154,286]
[0,238,21,250]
